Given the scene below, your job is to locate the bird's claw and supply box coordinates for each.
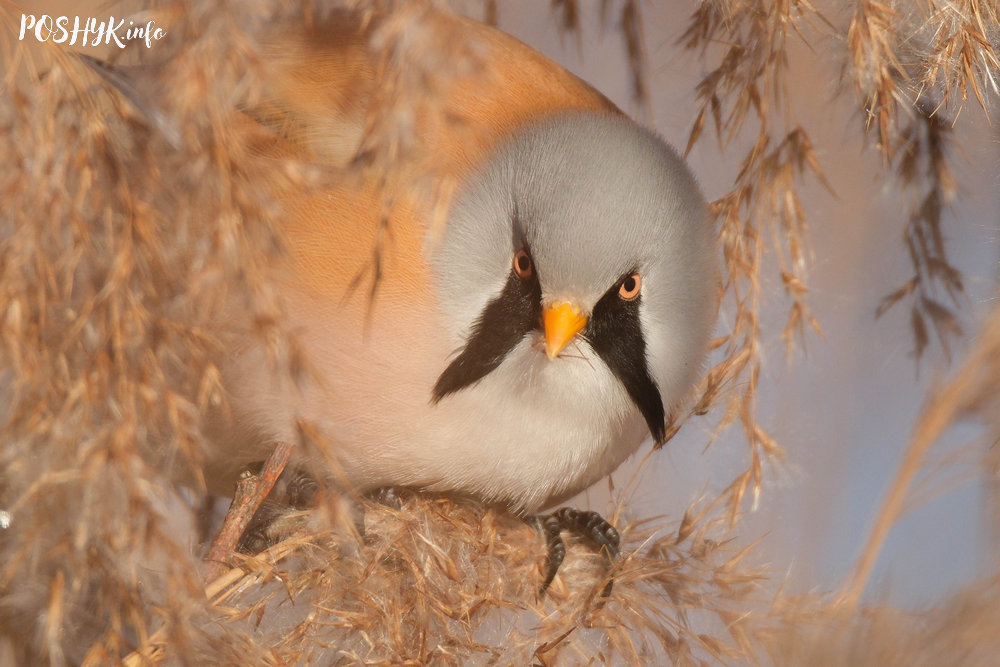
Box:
[534,507,620,599]
[366,486,404,510]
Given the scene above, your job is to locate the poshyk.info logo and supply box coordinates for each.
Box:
[19,14,166,49]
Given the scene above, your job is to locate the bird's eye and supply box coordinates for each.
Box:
[513,249,533,279]
[618,273,641,300]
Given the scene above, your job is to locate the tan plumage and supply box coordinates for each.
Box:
[205,7,717,513]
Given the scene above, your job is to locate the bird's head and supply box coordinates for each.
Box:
[432,111,717,445]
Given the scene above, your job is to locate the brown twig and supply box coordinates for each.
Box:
[201,442,294,583]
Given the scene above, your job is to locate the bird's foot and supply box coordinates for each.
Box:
[534,507,620,599]
[352,486,408,538]
[236,462,318,554]
[365,486,404,511]
[238,476,407,551]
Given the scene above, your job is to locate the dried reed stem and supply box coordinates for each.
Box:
[841,304,1000,611]
[851,0,998,358]
[680,0,826,520]
[201,442,294,583]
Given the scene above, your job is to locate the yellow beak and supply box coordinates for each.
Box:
[542,301,588,360]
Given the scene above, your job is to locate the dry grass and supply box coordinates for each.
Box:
[852,0,999,360]
[1,0,999,664]
[0,0,300,661]
[115,493,768,665]
[677,0,998,530]
[677,0,829,520]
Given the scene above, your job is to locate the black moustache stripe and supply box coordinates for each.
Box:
[432,264,665,445]
[431,266,542,403]
[585,280,666,444]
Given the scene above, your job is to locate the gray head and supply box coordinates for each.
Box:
[432,110,717,443]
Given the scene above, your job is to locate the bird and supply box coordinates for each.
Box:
[200,6,719,512]
[192,7,719,583]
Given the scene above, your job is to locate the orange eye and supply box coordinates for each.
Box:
[618,273,641,300]
[513,249,533,279]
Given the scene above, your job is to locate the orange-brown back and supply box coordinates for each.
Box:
[253,8,619,313]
